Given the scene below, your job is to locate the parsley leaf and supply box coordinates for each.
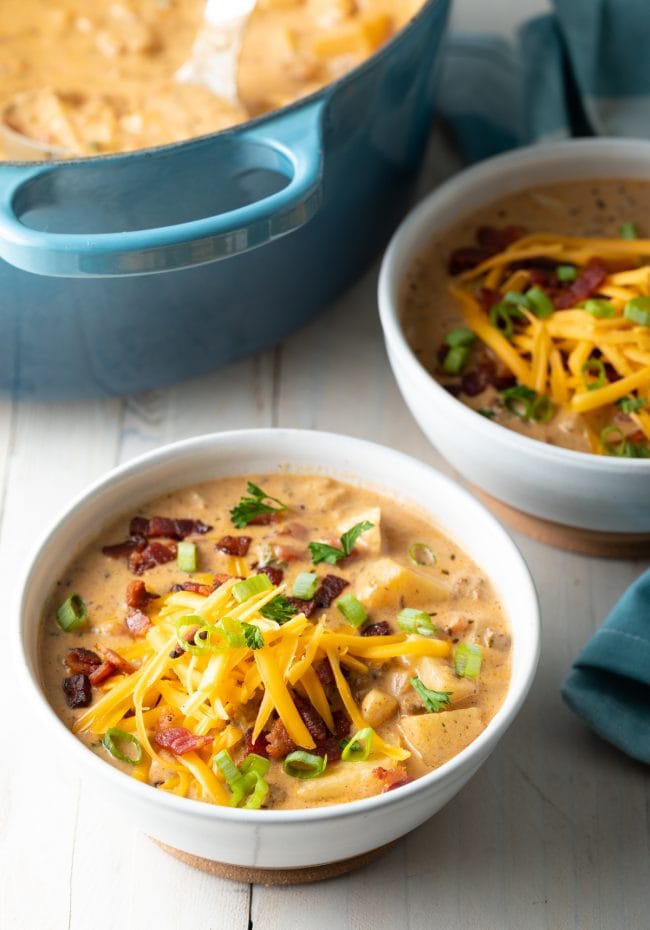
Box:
[259,595,297,624]
[616,395,646,414]
[410,676,452,713]
[242,622,264,650]
[230,482,288,529]
[309,520,374,565]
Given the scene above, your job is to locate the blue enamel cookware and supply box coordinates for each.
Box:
[0,0,449,398]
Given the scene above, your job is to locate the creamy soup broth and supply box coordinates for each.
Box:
[39,473,511,810]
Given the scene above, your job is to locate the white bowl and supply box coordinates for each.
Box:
[13,429,539,870]
[378,138,650,533]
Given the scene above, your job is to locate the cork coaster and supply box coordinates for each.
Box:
[473,489,650,558]
[151,838,397,885]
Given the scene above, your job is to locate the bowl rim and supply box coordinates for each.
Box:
[378,136,650,473]
[13,427,539,825]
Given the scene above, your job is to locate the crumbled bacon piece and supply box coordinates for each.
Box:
[248,512,279,526]
[448,226,526,275]
[129,541,176,575]
[265,718,296,759]
[447,246,491,276]
[102,538,145,559]
[256,565,284,585]
[171,580,215,597]
[62,673,93,708]
[215,534,252,556]
[555,258,608,309]
[293,694,343,761]
[315,658,335,688]
[361,621,392,637]
[126,579,158,610]
[88,661,116,686]
[129,516,212,540]
[154,726,212,755]
[244,728,270,759]
[332,710,351,741]
[97,646,136,674]
[65,647,101,675]
[373,766,412,792]
[314,574,349,608]
[126,608,151,636]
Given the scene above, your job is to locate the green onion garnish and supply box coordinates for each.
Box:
[623,296,650,326]
[239,753,270,778]
[477,408,497,419]
[309,520,374,565]
[525,286,554,319]
[177,541,197,573]
[581,358,607,391]
[454,642,483,678]
[442,345,470,375]
[341,727,374,762]
[446,327,476,348]
[291,572,319,600]
[410,676,452,712]
[500,385,536,420]
[398,607,436,636]
[620,220,638,240]
[336,594,367,627]
[214,749,242,788]
[556,264,577,282]
[260,594,298,624]
[230,481,288,529]
[220,617,264,649]
[214,749,270,808]
[489,301,524,340]
[174,617,225,655]
[530,394,555,424]
[408,542,436,566]
[583,299,616,319]
[283,751,327,779]
[56,593,87,632]
[232,574,273,603]
[616,395,646,414]
[102,728,143,765]
[599,425,628,456]
[242,772,269,809]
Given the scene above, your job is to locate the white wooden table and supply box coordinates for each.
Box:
[2,2,649,927]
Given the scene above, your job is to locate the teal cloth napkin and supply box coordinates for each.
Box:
[437,0,650,763]
[561,571,650,764]
[438,0,650,162]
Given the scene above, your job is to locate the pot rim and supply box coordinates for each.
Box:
[13,427,539,827]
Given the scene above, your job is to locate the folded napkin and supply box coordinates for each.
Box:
[561,570,650,764]
[438,0,650,162]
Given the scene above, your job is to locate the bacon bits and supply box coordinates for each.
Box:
[244,728,270,759]
[288,573,349,619]
[265,718,296,760]
[361,621,392,637]
[215,534,252,556]
[62,673,93,708]
[65,647,101,676]
[129,541,177,575]
[373,766,412,792]
[129,516,212,540]
[448,225,526,275]
[126,579,158,610]
[126,609,151,635]
[256,565,284,586]
[555,258,608,309]
[103,514,211,574]
[89,646,136,684]
[154,726,212,755]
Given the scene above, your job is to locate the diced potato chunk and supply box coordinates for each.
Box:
[415,656,476,705]
[354,558,447,611]
[290,756,402,805]
[338,506,382,556]
[361,688,399,727]
[400,708,484,768]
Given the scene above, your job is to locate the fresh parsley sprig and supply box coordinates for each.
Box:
[259,595,298,625]
[410,676,452,713]
[230,482,288,529]
[308,520,374,565]
[242,622,264,650]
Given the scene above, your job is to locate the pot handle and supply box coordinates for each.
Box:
[0,99,324,277]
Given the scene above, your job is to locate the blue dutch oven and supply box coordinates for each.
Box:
[0,0,449,398]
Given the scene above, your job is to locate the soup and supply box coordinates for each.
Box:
[0,0,422,157]
[402,180,650,457]
[40,473,510,810]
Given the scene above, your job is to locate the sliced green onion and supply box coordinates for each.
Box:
[177,541,197,573]
[336,594,367,627]
[620,220,638,240]
[410,676,452,712]
[442,345,470,375]
[56,593,87,632]
[446,327,476,348]
[243,772,269,809]
[283,751,327,779]
[102,728,143,765]
[292,572,319,600]
[556,264,577,282]
[174,617,225,655]
[477,408,497,419]
[500,385,536,420]
[525,286,554,319]
[408,542,436,566]
[583,298,616,319]
[398,607,437,636]
[214,749,242,789]
[239,753,270,778]
[489,301,523,340]
[616,395,646,414]
[341,727,374,762]
[581,358,607,391]
[624,296,650,326]
[454,642,483,678]
[502,290,530,307]
[530,394,555,424]
[232,573,273,603]
[599,425,628,456]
